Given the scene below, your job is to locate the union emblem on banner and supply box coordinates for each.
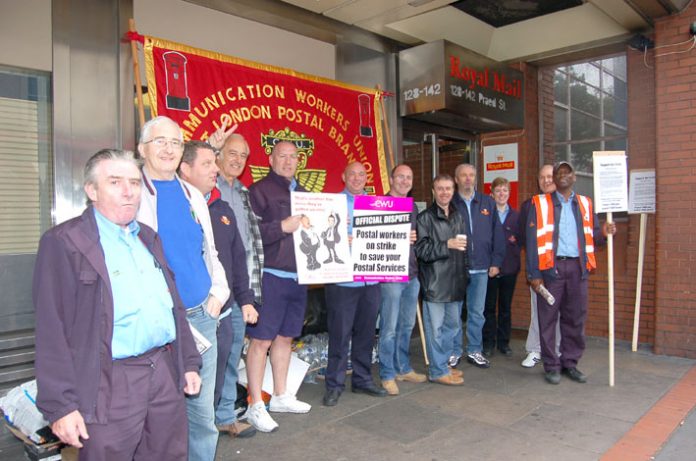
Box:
[143,36,388,194]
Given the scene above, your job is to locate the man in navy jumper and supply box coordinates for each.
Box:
[179,141,259,438]
[322,161,387,407]
[246,141,312,432]
[452,164,506,369]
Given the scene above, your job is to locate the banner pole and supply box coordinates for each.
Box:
[129,18,146,130]
[607,212,615,387]
[632,213,647,352]
[416,300,429,366]
[377,85,396,170]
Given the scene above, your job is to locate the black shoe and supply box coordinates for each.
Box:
[323,388,341,406]
[334,258,344,264]
[498,345,513,357]
[323,258,333,264]
[482,347,494,358]
[545,370,561,385]
[351,384,387,397]
[562,367,587,383]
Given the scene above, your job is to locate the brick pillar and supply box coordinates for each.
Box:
[652,6,696,357]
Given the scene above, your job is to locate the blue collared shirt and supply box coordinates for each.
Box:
[218,176,251,252]
[555,191,580,257]
[497,204,509,224]
[94,209,176,359]
[337,189,378,288]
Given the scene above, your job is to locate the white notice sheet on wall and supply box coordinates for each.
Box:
[628,169,656,214]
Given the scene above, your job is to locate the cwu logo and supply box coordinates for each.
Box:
[373,199,394,208]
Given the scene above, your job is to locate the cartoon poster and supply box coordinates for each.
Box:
[352,195,413,282]
[291,192,352,285]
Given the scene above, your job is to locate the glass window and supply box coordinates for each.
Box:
[603,94,627,127]
[568,62,600,87]
[554,70,568,105]
[570,80,601,114]
[0,66,52,254]
[554,106,568,141]
[571,109,601,139]
[546,54,627,199]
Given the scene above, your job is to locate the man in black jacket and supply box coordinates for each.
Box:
[415,174,469,385]
[179,141,259,438]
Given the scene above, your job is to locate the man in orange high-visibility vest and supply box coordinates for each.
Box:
[525,161,616,385]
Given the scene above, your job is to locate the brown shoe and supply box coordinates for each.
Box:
[396,371,427,383]
[217,421,257,438]
[449,368,463,378]
[430,374,464,386]
[382,379,399,395]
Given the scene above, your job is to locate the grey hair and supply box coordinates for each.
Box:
[220,133,250,156]
[139,116,183,144]
[84,149,139,203]
[454,163,475,177]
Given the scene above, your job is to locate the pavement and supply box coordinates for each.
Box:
[1,335,694,460]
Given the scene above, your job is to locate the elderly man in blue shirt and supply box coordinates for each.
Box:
[33,149,201,460]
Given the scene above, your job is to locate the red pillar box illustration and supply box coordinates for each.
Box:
[163,51,190,111]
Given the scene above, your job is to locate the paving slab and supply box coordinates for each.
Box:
[1,335,694,460]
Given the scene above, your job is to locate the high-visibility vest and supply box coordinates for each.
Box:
[532,193,596,271]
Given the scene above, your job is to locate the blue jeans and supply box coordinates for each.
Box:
[423,301,462,379]
[378,278,420,380]
[454,272,488,356]
[186,306,218,461]
[215,305,245,425]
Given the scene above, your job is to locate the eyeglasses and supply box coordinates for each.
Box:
[143,136,184,150]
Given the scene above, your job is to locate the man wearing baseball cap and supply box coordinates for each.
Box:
[525,161,616,385]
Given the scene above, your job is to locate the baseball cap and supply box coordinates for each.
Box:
[553,160,574,174]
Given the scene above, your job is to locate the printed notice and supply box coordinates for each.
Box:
[593,151,628,213]
[628,169,656,214]
[352,196,412,282]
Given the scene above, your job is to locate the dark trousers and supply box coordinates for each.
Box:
[482,273,518,350]
[79,346,188,461]
[214,313,234,407]
[324,284,380,391]
[537,258,588,372]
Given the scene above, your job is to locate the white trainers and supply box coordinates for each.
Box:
[269,392,311,414]
[521,351,541,368]
[243,402,279,432]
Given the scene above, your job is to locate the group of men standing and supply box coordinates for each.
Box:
[34,117,315,460]
[33,113,616,460]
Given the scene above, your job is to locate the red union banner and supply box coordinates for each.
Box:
[143,36,388,194]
